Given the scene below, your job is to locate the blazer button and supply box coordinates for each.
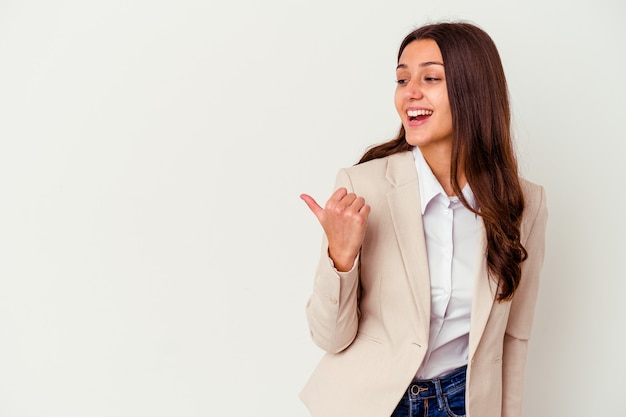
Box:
[328,296,338,304]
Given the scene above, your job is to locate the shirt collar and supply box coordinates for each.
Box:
[412,147,477,214]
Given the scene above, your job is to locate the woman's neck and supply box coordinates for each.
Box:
[420,146,466,196]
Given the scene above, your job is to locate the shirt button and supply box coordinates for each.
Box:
[328,296,338,304]
[444,209,450,215]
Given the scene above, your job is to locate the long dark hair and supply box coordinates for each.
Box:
[360,22,527,301]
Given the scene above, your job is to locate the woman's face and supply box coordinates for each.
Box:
[394,39,453,154]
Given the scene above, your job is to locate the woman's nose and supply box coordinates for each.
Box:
[405,79,424,99]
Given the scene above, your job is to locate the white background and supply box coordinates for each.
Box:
[0,0,624,416]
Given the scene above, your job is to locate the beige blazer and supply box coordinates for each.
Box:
[300,151,547,417]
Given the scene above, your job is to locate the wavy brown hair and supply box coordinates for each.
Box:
[360,22,527,301]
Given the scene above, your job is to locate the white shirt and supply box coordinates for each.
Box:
[412,147,482,379]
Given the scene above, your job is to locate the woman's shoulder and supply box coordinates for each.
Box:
[519,178,545,201]
[519,177,547,222]
[342,151,413,177]
[335,151,414,195]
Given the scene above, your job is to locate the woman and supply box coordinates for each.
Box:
[299,22,547,417]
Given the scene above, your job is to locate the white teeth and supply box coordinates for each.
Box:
[407,109,433,117]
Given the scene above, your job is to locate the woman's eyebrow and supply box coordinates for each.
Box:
[420,61,444,67]
[396,61,445,70]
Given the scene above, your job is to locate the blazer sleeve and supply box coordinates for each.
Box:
[305,168,361,354]
[501,185,548,417]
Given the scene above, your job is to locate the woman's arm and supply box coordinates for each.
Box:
[501,185,548,417]
[302,169,368,353]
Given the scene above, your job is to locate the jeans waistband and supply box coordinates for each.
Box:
[408,365,467,399]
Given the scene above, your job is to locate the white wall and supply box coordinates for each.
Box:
[0,0,624,416]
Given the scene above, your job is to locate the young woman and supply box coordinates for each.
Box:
[299,22,547,417]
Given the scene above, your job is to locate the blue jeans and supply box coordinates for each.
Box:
[390,366,466,417]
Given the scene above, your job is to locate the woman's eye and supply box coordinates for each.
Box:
[396,79,409,85]
[425,77,441,82]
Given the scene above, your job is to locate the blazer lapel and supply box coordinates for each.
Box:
[468,224,497,359]
[384,152,431,345]
[382,151,497,356]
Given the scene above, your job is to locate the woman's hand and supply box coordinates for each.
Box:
[300,188,370,272]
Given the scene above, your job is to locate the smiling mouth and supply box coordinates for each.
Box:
[407,109,433,122]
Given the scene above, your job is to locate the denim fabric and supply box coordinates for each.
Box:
[390,366,466,417]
